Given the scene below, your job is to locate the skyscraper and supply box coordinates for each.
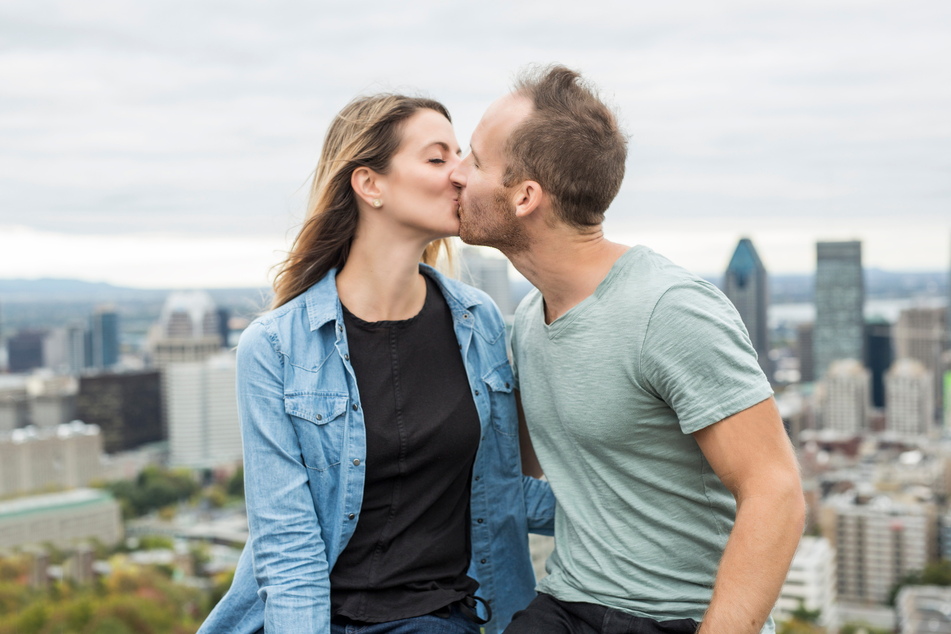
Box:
[723,238,770,379]
[894,306,947,417]
[814,241,864,380]
[149,291,222,367]
[865,319,893,409]
[89,307,119,370]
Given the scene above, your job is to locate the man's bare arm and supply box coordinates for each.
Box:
[692,397,805,634]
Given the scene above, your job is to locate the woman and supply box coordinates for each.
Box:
[198,94,554,634]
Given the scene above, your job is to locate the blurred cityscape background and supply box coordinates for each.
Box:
[0,239,950,633]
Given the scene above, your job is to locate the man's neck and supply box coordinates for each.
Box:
[506,227,629,324]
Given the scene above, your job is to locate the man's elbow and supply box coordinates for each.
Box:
[774,469,807,537]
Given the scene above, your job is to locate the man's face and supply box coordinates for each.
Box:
[450,94,533,252]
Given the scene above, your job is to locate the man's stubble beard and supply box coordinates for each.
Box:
[458,187,531,255]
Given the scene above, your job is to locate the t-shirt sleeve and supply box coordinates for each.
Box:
[640,280,773,434]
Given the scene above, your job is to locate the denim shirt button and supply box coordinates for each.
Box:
[344,354,350,361]
[352,459,361,466]
[352,404,359,411]
[477,518,484,524]
[348,513,355,520]
[474,389,480,396]
[474,475,480,481]
[480,558,487,564]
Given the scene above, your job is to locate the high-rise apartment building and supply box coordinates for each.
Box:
[894,306,948,416]
[75,370,163,453]
[818,359,870,435]
[886,359,934,437]
[821,492,936,605]
[814,241,864,380]
[165,351,242,469]
[772,536,837,630]
[461,247,514,316]
[722,238,770,379]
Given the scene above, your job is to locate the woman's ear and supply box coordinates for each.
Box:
[351,167,383,207]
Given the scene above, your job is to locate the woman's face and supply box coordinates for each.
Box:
[375,109,462,241]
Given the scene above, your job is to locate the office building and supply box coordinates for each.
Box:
[886,359,934,437]
[166,351,242,469]
[149,291,223,367]
[818,359,870,435]
[821,491,936,605]
[26,374,77,429]
[814,241,864,380]
[0,422,103,497]
[6,329,46,373]
[461,247,514,316]
[772,536,837,630]
[75,370,163,453]
[865,319,893,409]
[0,376,29,432]
[797,323,815,383]
[89,307,119,369]
[43,323,87,374]
[722,238,770,379]
[0,488,122,550]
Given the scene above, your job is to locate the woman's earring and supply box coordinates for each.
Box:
[371,199,383,208]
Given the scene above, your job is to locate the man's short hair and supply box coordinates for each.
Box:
[504,65,628,228]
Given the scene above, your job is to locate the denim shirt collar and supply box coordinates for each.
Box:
[302,264,484,332]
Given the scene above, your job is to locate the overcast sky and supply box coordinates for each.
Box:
[1,0,949,288]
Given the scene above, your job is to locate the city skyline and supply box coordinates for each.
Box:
[1,1,949,288]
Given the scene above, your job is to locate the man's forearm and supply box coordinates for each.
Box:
[698,472,805,633]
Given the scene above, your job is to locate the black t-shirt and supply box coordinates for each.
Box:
[330,272,481,622]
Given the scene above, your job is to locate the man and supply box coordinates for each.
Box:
[450,65,805,634]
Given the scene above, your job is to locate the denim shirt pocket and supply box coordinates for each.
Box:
[284,393,348,471]
[481,362,517,437]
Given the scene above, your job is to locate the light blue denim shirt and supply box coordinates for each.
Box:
[199,265,555,634]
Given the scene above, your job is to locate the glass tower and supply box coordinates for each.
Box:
[814,241,864,380]
[723,238,770,379]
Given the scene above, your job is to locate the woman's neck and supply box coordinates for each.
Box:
[335,235,428,322]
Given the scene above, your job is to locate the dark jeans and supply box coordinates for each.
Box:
[331,603,481,634]
[504,593,698,634]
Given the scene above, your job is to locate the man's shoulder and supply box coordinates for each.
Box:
[603,245,713,309]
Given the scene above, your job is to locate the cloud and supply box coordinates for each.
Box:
[0,0,949,284]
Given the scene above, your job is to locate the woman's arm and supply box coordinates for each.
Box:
[237,322,332,634]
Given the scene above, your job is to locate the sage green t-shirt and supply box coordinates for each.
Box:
[512,246,774,628]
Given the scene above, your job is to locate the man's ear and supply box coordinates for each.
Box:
[351,167,382,207]
[512,180,544,219]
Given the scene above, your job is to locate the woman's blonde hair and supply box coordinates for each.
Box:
[272,94,454,309]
